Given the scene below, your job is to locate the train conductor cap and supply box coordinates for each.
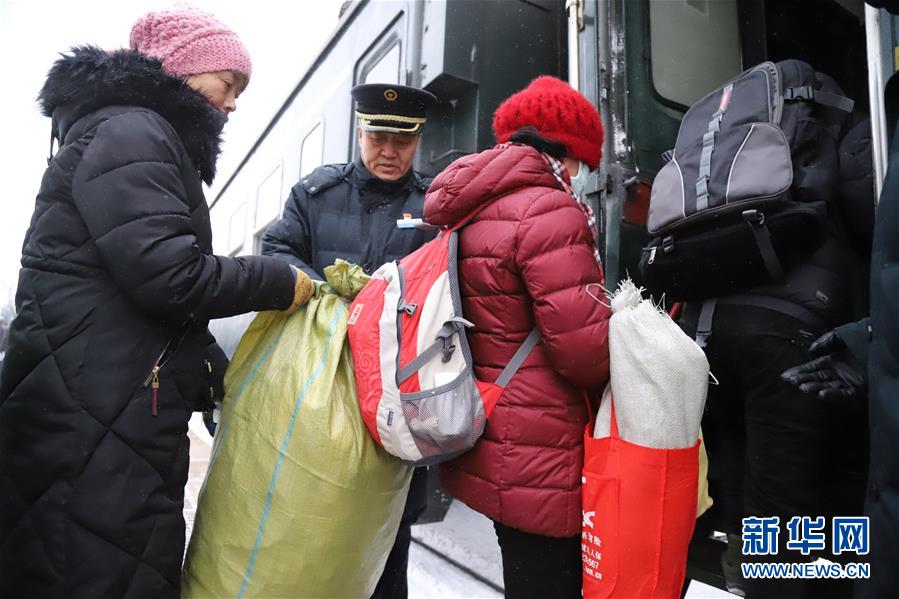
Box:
[352,83,437,135]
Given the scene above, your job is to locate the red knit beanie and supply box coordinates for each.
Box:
[492,76,603,170]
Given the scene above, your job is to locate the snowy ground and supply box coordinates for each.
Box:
[185,414,739,598]
[407,497,738,599]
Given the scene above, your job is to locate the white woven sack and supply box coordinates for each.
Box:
[594,279,709,448]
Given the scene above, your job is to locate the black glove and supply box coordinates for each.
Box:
[780,330,867,399]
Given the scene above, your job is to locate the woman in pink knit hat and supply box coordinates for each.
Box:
[0,6,312,598]
[129,4,254,113]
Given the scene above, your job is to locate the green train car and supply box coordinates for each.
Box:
[208,0,897,593]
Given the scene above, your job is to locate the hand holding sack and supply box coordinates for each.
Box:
[286,265,315,312]
[582,280,709,598]
[182,261,412,598]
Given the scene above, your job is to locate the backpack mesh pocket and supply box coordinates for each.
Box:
[400,372,486,461]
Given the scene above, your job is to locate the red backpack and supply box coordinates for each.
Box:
[347,218,539,466]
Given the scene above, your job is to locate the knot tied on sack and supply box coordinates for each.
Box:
[610,279,643,313]
[322,259,371,299]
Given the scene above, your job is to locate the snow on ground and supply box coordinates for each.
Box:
[408,541,502,599]
[185,414,739,598]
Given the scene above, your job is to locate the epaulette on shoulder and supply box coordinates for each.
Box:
[300,163,349,196]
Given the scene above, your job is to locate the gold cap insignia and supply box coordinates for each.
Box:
[384,89,398,102]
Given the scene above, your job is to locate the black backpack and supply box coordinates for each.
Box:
[638,60,854,301]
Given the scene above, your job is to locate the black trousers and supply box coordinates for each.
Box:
[371,467,428,599]
[492,521,581,599]
[683,304,868,599]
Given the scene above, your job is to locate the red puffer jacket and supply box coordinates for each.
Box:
[424,143,611,537]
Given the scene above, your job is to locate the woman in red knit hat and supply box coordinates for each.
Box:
[0,6,313,597]
[424,76,611,598]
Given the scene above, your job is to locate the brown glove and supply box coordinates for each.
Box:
[286,266,315,313]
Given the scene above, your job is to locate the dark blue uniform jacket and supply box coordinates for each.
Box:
[261,158,434,280]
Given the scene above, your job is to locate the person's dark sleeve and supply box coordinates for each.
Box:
[835,317,872,367]
[837,119,876,256]
[260,185,320,281]
[71,110,296,323]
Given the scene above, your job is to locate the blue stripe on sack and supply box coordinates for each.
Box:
[237,304,345,598]
[208,325,287,468]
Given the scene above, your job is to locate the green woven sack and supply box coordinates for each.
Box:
[183,261,412,598]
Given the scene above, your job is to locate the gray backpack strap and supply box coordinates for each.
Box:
[696,83,734,212]
[398,325,540,387]
[742,209,784,281]
[783,86,854,113]
[495,328,541,387]
[396,322,461,385]
[695,298,718,349]
[719,295,828,332]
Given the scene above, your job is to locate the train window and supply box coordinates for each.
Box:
[649,0,742,108]
[228,201,247,255]
[300,121,325,178]
[253,164,283,254]
[362,43,401,85]
[352,17,405,158]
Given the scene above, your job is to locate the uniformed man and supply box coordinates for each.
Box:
[261,82,438,599]
[262,83,437,280]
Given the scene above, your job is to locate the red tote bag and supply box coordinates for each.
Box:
[582,400,700,598]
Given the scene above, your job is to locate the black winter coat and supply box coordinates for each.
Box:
[727,122,872,328]
[0,47,295,598]
[837,118,899,599]
[261,158,434,280]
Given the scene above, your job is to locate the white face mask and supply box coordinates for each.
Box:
[568,160,590,198]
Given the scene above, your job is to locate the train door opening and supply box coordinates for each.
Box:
[608,0,870,292]
[761,0,869,109]
[599,0,873,592]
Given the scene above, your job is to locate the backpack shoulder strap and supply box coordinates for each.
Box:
[694,298,718,349]
[495,328,541,387]
[449,202,491,232]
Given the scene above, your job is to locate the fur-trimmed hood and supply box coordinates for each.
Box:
[38,46,226,183]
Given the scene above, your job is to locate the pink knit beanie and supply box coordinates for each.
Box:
[130,5,252,82]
